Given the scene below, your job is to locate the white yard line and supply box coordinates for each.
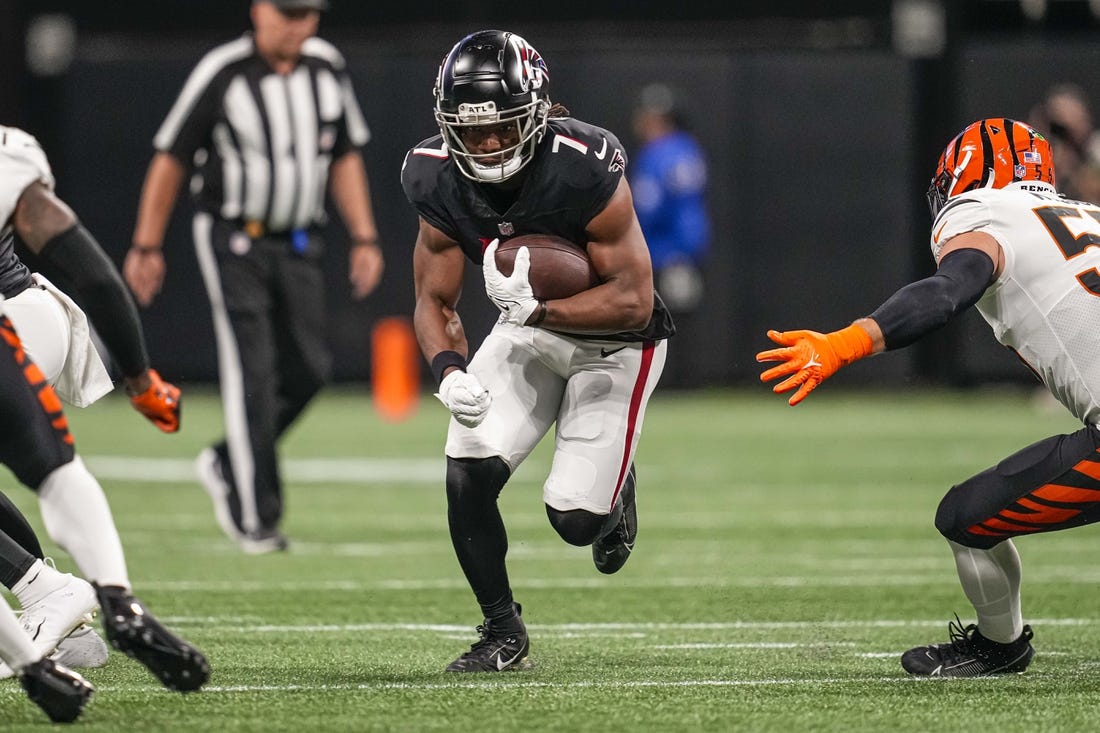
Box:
[83,456,446,483]
[149,618,1100,633]
[655,642,858,649]
[0,676,999,697]
[135,573,1100,591]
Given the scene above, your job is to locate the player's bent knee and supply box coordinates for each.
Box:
[445,456,510,505]
[545,505,606,546]
[934,484,1000,549]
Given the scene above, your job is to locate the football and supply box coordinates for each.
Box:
[494,234,601,300]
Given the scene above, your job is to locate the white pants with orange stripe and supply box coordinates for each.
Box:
[445,320,666,515]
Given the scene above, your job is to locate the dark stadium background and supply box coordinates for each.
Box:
[1,0,1096,388]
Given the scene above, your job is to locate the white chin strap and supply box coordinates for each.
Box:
[468,154,525,182]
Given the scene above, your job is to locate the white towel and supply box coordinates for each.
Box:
[33,273,114,407]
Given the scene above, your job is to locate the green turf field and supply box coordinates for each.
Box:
[2,385,1098,731]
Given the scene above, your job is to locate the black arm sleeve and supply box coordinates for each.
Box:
[37,224,150,378]
[869,247,995,351]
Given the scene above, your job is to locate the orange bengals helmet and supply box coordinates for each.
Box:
[927,118,1056,217]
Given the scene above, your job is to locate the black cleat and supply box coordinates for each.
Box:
[901,615,1034,677]
[95,584,210,692]
[238,528,290,555]
[592,464,637,575]
[446,604,529,672]
[20,657,94,724]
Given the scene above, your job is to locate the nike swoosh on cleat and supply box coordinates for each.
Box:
[599,542,632,557]
[29,620,44,642]
[494,644,525,671]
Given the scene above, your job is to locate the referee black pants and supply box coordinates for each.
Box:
[194,214,331,535]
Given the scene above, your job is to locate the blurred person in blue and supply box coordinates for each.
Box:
[630,83,710,387]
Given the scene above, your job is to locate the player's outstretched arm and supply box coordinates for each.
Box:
[757,243,997,406]
[14,182,181,432]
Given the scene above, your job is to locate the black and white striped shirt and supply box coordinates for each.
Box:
[154,33,370,233]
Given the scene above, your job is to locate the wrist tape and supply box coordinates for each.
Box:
[431,350,467,386]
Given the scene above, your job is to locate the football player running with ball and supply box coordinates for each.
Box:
[402,29,674,672]
[757,118,1100,677]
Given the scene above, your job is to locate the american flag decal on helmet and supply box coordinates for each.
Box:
[1023,151,1042,164]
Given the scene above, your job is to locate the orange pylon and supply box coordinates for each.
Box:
[371,316,420,421]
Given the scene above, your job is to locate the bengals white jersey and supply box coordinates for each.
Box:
[932,180,1100,425]
[0,125,54,228]
[0,126,50,297]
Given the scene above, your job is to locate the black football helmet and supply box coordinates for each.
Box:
[434,30,551,182]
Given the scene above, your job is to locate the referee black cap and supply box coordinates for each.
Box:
[255,0,329,10]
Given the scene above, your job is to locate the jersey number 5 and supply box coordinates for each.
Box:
[1035,205,1100,296]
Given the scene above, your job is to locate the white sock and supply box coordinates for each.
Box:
[37,457,130,590]
[0,600,39,673]
[10,559,67,608]
[949,538,1023,643]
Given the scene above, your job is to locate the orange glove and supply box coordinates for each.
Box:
[756,324,874,406]
[129,369,181,432]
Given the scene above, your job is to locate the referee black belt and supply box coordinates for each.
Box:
[229,220,318,239]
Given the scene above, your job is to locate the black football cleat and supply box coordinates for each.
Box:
[592,464,637,575]
[446,604,529,672]
[901,615,1034,677]
[95,584,210,692]
[20,657,94,724]
[238,528,290,555]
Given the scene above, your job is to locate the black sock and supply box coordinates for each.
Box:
[0,529,37,589]
[446,457,514,619]
[482,595,520,625]
[0,491,45,559]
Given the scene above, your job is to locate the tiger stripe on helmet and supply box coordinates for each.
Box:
[978,120,996,188]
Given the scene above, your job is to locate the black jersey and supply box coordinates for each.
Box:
[402,116,674,343]
[0,231,33,299]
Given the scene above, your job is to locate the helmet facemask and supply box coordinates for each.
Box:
[435,96,549,182]
[926,148,985,218]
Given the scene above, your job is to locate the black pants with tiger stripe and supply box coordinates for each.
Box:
[937,423,1100,549]
[0,315,74,586]
[0,314,74,488]
[194,214,332,535]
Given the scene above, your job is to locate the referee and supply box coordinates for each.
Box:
[124,0,384,554]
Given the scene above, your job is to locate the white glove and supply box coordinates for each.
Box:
[434,369,491,427]
[483,239,540,326]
